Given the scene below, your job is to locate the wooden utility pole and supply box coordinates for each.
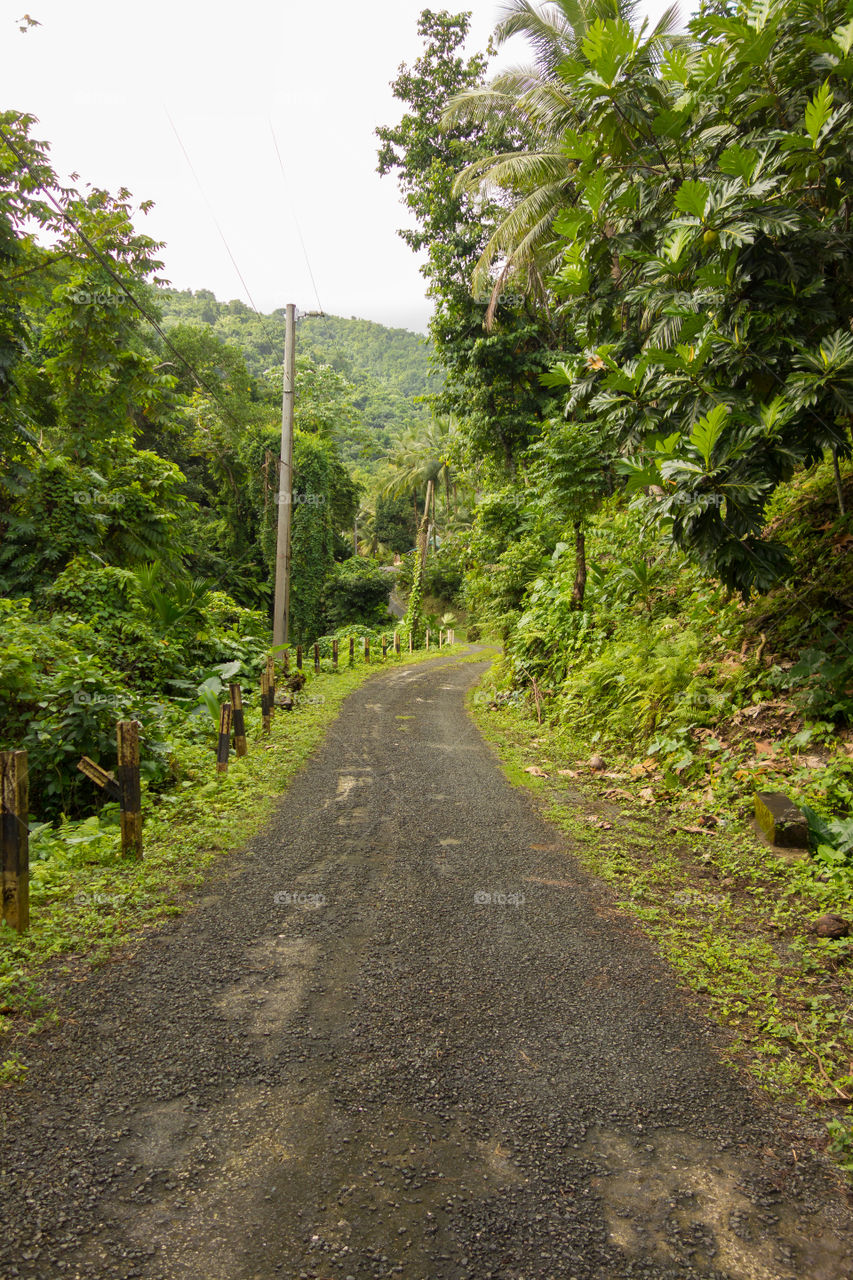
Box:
[273,303,296,648]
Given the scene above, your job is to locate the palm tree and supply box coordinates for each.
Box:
[383,416,461,546]
[442,0,680,316]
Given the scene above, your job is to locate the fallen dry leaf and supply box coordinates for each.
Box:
[557,768,578,778]
[524,765,549,777]
[638,786,656,803]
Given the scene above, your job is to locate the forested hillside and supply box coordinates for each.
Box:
[156,290,435,468]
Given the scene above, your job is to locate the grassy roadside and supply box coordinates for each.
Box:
[469,675,853,1175]
[0,644,463,1081]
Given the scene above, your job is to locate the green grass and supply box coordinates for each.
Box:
[0,642,464,1047]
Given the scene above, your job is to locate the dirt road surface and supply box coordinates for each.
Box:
[3,649,852,1280]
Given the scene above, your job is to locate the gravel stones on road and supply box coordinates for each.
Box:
[2,650,853,1280]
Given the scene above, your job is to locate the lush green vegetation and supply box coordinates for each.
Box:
[377,0,853,847]
[6,0,853,1166]
[0,111,452,837]
[156,290,437,471]
[377,0,853,1151]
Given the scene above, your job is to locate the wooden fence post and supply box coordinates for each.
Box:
[216,704,232,773]
[409,632,413,653]
[230,683,247,757]
[296,645,303,670]
[439,629,444,649]
[426,629,431,650]
[261,669,272,734]
[364,636,370,663]
[117,720,143,859]
[314,643,320,673]
[1,750,29,933]
[394,632,400,656]
[283,649,290,676]
[349,636,354,666]
[382,634,387,660]
[332,638,338,669]
[266,655,276,713]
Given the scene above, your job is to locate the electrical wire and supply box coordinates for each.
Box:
[268,119,326,319]
[165,109,282,355]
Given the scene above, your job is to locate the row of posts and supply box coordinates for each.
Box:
[0,628,457,934]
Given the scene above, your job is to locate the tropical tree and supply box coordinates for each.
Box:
[377,10,561,473]
[442,0,680,314]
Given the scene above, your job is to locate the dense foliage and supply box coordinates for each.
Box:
[380,0,853,641]
[0,113,422,821]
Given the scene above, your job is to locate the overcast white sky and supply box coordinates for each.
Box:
[2,0,676,334]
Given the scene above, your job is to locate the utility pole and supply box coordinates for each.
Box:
[273,303,296,648]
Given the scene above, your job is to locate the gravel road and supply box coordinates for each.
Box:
[2,648,852,1280]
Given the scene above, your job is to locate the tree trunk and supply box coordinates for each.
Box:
[431,483,437,551]
[833,446,846,516]
[571,521,586,610]
[418,479,434,569]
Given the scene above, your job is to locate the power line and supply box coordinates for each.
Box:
[268,119,326,318]
[0,118,246,432]
[165,109,282,354]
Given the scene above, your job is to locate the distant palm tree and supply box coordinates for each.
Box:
[383,416,461,543]
[442,0,680,315]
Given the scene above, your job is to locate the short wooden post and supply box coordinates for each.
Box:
[216,704,232,773]
[261,669,272,734]
[439,629,444,649]
[1,750,29,932]
[349,636,354,666]
[364,636,370,663]
[332,638,338,669]
[230,683,247,757]
[314,642,320,673]
[409,632,413,653]
[426,629,431,650]
[394,632,400,656]
[283,649,290,676]
[116,720,143,859]
[382,635,388,660]
[266,656,276,712]
[296,645,303,670]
